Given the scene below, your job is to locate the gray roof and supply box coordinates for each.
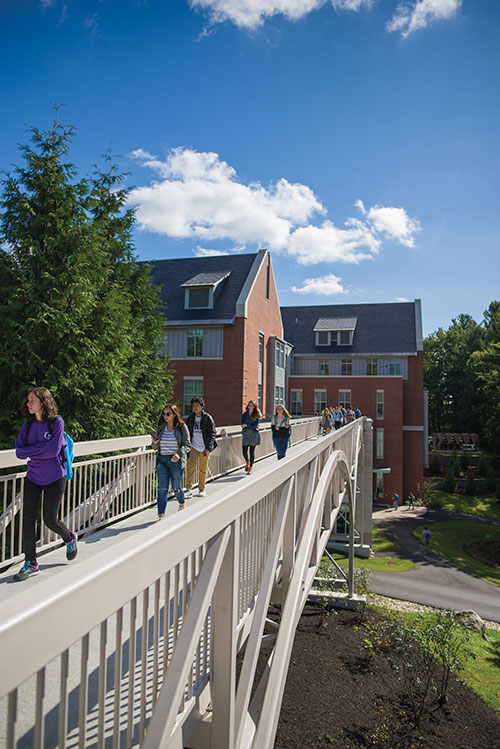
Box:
[144,253,259,324]
[181,271,230,287]
[281,302,418,355]
[314,317,357,331]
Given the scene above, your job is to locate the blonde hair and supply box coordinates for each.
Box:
[274,404,290,419]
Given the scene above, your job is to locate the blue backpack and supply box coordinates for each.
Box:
[26,416,74,480]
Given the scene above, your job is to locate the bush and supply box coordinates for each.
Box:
[442,468,457,493]
[491,453,500,472]
[496,483,500,502]
[449,453,460,477]
[429,454,442,476]
[476,453,488,476]
[484,468,496,494]
[465,474,476,495]
[460,453,469,473]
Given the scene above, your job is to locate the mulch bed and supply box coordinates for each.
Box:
[274,605,500,748]
[464,540,500,569]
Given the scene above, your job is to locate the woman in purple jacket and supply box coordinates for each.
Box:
[13,387,77,581]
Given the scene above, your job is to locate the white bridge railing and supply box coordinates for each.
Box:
[0,418,370,749]
[0,418,318,568]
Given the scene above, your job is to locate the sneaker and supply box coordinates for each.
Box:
[14,561,39,581]
[183,489,193,498]
[178,503,186,511]
[198,490,206,497]
[66,532,78,561]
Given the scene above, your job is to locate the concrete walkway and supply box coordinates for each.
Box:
[370,505,500,622]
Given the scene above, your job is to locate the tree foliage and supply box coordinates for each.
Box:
[0,114,173,446]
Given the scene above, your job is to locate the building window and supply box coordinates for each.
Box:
[184,378,203,415]
[366,358,378,376]
[316,331,330,346]
[376,428,384,459]
[186,287,211,309]
[290,390,302,416]
[377,390,384,419]
[259,333,264,365]
[274,385,284,408]
[318,360,329,376]
[338,390,351,408]
[258,383,262,411]
[276,340,285,369]
[314,390,327,415]
[341,359,352,376]
[338,330,352,345]
[389,358,401,376]
[187,329,203,357]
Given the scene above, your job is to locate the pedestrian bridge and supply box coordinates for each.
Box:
[0,417,372,748]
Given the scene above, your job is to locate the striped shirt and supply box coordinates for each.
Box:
[160,428,178,456]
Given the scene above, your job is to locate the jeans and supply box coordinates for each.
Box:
[156,455,185,515]
[23,476,71,562]
[274,438,288,460]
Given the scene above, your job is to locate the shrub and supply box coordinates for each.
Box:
[491,453,500,472]
[429,454,441,476]
[465,474,476,495]
[476,453,488,476]
[441,468,457,493]
[449,453,460,477]
[484,469,496,494]
[496,483,500,502]
[460,453,469,473]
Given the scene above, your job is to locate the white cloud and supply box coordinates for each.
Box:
[128,146,420,265]
[291,273,346,295]
[386,0,461,38]
[189,0,371,30]
[357,200,421,248]
[395,296,410,302]
[194,245,244,256]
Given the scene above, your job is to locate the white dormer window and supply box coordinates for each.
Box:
[314,317,357,348]
[316,331,330,346]
[182,271,230,311]
[338,330,353,345]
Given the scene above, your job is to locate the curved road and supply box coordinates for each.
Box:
[370,506,500,623]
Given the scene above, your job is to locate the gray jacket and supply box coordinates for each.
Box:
[152,422,190,470]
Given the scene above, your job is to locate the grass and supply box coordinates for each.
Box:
[424,486,500,521]
[372,607,500,716]
[327,550,415,573]
[372,526,398,553]
[413,521,500,586]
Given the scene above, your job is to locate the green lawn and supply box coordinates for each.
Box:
[372,526,399,553]
[371,607,500,715]
[414,520,500,586]
[328,550,415,573]
[425,487,500,522]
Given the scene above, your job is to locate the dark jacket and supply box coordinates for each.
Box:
[185,411,218,452]
[152,422,190,470]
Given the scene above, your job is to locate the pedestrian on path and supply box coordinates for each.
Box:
[184,397,217,498]
[422,526,432,553]
[151,404,189,517]
[392,492,400,510]
[319,408,332,435]
[407,492,415,510]
[13,387,77,582]
[241,400,261,474]
[271,404,291,460]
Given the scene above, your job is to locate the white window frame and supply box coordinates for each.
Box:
[318,360,329,376]
[315,331,330,346]
[183,377,204,416]
[367,358,378,376]
[187,328,204,357]
[184,286,213,310]
[338,330,353,346]
[389,358,401,376]
[341,358,352,376]
[314,389,327,414]
[338,389,351,408]
[290,389,302,416]
[376,428,384,459]
[376,390,384,419]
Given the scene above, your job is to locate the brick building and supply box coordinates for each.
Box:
[281,301,425,500]
[149,250,289,426]
[150,253,424,499]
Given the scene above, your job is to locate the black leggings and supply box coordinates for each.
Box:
[23,476,72,562]
[242,445,256,466]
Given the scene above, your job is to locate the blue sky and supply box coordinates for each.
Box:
[1,0,498,335]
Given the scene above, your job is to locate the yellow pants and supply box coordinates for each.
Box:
[186,448,210,491]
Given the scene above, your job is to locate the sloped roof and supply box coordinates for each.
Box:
[181,271,230,287]
[145,253,259,324]
[281,302,418,355]
[314,317,357,331]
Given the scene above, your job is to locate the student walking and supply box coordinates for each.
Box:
[319,408,332,435]
[422,526,432,553]
[151,404,189,517]
[407,492,416,510]
[241,400,261,474]
[392,492,400,510]
[13,387,77,582]
[271,404,291,460]
[184,397,217,498]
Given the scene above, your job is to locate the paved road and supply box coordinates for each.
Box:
[371,506,500,622]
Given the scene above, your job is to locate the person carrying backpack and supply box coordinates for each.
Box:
[13,387,77,581]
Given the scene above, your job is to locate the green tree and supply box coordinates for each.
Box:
[429,453,442,476]
[441,467,456,493]
[0,114,172,445]
[473,301,500,453]
[464,474,476,496]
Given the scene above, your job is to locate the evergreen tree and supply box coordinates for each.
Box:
[484,468,496,494]
[441,467,456,493]
[464,474,476,496]
[0,114,172,446]
[429,453,442,476]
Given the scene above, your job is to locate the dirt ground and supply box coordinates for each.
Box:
[274,605,500,748]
